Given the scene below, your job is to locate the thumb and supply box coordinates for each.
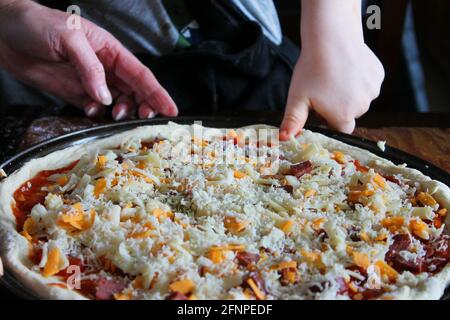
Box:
[280,96,309,141]
[63,32,112,106]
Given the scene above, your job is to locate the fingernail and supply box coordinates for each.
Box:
[86,105,99,117]
[114,109,126,121]
[147,111,156,119]
[98,85,112,106]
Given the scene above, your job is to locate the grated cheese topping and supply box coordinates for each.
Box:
[14,126,449,300]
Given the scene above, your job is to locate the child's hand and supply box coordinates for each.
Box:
[280,0,384,140]
[0,0,178,120]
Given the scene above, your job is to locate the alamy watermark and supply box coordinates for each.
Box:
[162,121,281,173]
[66,5,81,30]
[366,5,381,30]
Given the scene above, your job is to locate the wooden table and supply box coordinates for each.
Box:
[354,127,450,173]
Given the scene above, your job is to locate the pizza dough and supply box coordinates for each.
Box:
[0,123,448,300]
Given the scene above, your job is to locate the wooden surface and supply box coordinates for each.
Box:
[354,127,450,173]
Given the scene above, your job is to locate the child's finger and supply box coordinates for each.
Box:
[280,99,309,141]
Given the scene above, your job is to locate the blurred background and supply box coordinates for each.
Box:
[275,0,450,112]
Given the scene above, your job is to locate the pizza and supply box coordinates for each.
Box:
[0,123,448,300]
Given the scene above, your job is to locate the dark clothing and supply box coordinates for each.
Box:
[139,0,298,113]
[1,0,298,114]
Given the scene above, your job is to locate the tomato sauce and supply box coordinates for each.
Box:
[12,161,78,230]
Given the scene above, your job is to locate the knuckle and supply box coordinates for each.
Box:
[61,30,81,46]
[82,63,105,82]
[284,113,303,125]
[131,68,149,87]
[337,106,356,123]
[47,29,63,57]
[368,84,381,100]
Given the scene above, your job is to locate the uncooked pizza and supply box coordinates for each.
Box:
[0,123,448,300]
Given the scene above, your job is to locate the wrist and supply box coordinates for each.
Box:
[300,0,364,49]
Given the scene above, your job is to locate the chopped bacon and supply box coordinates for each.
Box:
[116,155,124,164]
[317,229,329,241]
[348,226,361,242]
[141,138,161,150]
[29,248,43,265]
[385,234,423,273]
[166,292,189,300]
[386,233,450,274]
[289,161,313,179]
[383,175,401,185]
[280,185,293,194]
[79,279,98,298]
[309,283,324,293]
[236,252,260,268]
[95,278,128,300]
[356,288,386,300]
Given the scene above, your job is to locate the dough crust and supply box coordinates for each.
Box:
[0,123,448,300]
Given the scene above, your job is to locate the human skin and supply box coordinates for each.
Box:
[0,0,383,131]
[0,0,178,120]
[279,0,385,139]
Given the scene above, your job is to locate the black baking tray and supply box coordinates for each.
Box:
[0,117,449,300]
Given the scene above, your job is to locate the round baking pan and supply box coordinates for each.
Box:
[0,117,449,300]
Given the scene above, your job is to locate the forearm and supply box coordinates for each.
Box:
[301,0,364,48]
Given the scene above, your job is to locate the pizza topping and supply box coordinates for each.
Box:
[375,260,399,282]
[7,125,449,300]
[235,252,260,268]
[409,219,430,240]
[169,279,195,295]
[352,252,371,270]
[280,268,300,286]
[42,247,61,277]
[385,234,419,273]
[289,161,313,179]
[224,217,248,234]
[243,272,267,300]
[166,292,189,300]
[95,278,129,300]
[416,192,437,207]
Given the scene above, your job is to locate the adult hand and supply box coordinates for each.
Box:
[280,0,384,140]
[0,0,178,120]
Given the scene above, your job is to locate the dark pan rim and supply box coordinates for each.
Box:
[0,117,449,300]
